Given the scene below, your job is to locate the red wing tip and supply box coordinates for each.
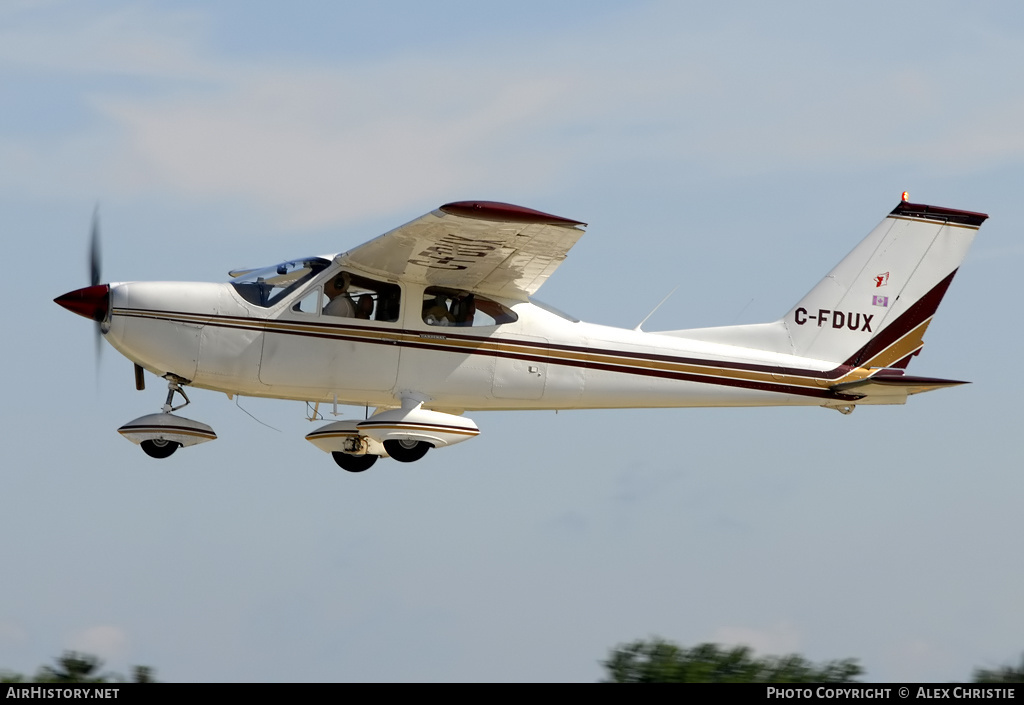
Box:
[440,201,586,227]
[891,201,988,227]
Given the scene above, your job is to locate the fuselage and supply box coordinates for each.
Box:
[101,267,865,414]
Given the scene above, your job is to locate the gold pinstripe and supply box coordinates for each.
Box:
[114,307,925,394]
[861,319,932,369]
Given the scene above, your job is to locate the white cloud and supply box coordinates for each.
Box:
[4,1,1024,229]
[98,65,571,228]
[65,625,130,663]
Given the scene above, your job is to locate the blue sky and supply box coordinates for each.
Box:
[2,0,1022,682]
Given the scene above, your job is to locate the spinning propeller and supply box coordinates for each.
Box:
[53,208,140,385]
[88,207,104,363]
[54,208,109,319]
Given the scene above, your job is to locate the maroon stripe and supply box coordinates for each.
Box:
[120,307,850,379]
[844,269,958,367]
[890,201,988,227]
[118,306,944,400]
[119,424,216,437]
[439,201,585,227]
[358,420,478,433]
[116,307,856,393]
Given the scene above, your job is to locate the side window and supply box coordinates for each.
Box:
[421,287,517,327]
[292,288,326,314]
[321,272,401,322]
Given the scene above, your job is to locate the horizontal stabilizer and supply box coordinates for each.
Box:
[831,371,968,398]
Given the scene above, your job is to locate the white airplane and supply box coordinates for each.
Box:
[55,195,987,472]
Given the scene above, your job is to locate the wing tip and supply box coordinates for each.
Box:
[440,201,586,227]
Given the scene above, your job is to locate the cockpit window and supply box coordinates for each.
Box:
[422,286,517,327]
[321,272,401,322]
[230,257,330,308]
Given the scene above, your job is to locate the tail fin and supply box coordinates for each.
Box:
[667,201,987,367]
[784,201,986,367]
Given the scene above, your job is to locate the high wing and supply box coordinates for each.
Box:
[336,201,586,300]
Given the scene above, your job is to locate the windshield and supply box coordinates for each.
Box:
[230,257,330,308]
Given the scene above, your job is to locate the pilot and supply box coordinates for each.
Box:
[323,273,355,317]
[423,292,454,326]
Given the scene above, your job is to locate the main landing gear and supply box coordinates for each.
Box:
[328,440,432,472]
[330,451,379,472]
[383,439,431,463]
[305,404,477,473]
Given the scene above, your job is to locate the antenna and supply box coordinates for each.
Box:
[634,286,679,331]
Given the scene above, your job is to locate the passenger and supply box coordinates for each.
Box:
[355,294,374,319]
[423,293,454,326]
[323,273,355,317]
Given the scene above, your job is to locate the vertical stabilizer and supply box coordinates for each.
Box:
[782,201,986,367]
[663,201,987,368]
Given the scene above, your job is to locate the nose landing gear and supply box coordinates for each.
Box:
[117,374,217,459]
[141,438,180,459]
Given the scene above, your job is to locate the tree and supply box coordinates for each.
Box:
[602,638,862,683]
[973,654,1024,683]
[0,652,157,683]
[36,651,108,683]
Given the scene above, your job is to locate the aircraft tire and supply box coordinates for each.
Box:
[141,438,180,459]
[383,439,432,463]
[331,451,378,473]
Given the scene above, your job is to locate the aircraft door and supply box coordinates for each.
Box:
[258,273,402,394]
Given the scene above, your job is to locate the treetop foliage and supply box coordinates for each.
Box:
[0,651,156,683]
[602,638,863,683]
[972,654,1024,684]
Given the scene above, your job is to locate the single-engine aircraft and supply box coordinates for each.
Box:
[55,195,987,472]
